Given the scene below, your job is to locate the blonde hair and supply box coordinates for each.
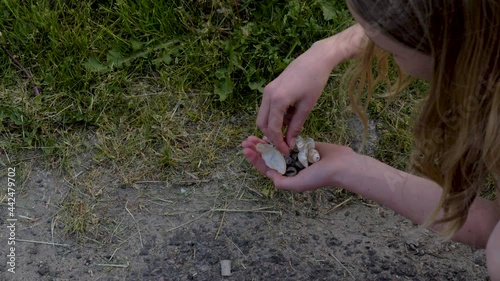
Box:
[347,0,500,237]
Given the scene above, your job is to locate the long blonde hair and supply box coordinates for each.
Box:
[347,0,500,237]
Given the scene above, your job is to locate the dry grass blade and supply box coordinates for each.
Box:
[330,252,355,280]
[15,239,69,247]
[325,197,354,215]
[214,209,226,240]
[96,262,129,268]
[125,200,144,248]
[164,211,210,234]
[210,207,282,215]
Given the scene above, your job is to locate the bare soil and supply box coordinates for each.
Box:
[0,150,489,281]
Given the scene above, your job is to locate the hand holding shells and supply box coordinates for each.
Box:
[256,135,321,177]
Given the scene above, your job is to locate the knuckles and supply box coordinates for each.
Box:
[263,83,276,95]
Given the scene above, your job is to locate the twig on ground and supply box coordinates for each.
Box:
[330,252,355,280]
[18,215,40,223]
[82,236,103,246]
[164,211,210,233]
[246,187,265,198]
[125,200,144,248]
[325,197,354,215]
[361,202,378,207]
[177,179,210,185]
[15,239,69,247]
[214,206,227,240]
[96,262,129,268]
[108,247,121,261]
[0,143,12,164]
[1,45,40,96]
[210,207,282,215]
[51,217,57,241]
[288,260,296,272]
[72,171,84,179]
[227,237,247,259]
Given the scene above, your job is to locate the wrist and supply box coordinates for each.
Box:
[316,24,366,65]
[328,147,366,188]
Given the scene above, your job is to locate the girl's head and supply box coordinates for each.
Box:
[345,0,500,237]
[348,1,433,80]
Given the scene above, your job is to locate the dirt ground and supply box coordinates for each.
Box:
[0,147,490,281]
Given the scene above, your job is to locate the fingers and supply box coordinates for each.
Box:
[267,106,289,154]
[256,91,271,134]
[242,135,267,146]
[285,102,311,149]
[243,148,269,175]
[257,85,290,155]
[282,106,296,126]
[241,136,271,175]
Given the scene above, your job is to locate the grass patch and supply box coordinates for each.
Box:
[0,0,432,238]
[1,0,352,161]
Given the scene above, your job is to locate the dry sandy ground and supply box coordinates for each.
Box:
[0,151,489,281]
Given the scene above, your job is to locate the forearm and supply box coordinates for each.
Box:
[336,153,499,248]
[487,222,500,280]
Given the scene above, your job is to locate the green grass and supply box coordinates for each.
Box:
[0,0,353,154]
[0,0,427,238]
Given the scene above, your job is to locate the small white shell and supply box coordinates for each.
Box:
[255,143,286,174]
[307,149,320,163]
[304,138,315,150]
[298,149,309,168]
[295,135,306,151]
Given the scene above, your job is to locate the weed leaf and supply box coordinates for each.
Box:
[248,79,266,93]
[107,48,125,68]
[214,77,234,101]
[83,57,109,73]
[315,0,338,21]
[130,39,143,51]
[153,52,172,66]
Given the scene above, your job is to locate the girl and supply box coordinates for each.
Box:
[242,0,499,278]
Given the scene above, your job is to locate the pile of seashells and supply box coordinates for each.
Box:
[256,136,320,177]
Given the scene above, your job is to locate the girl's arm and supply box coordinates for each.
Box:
[338,153,500,248]
[487,221,500,280]
[244,139,499,275]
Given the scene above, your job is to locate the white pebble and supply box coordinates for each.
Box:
[221,260,231,276]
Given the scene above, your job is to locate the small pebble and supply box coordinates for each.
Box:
[221,260,231,276]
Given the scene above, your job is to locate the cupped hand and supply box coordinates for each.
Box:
[242,136,357,192]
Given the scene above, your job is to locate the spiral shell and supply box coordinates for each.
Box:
[285,166,298,177]
[307,149,320,163]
